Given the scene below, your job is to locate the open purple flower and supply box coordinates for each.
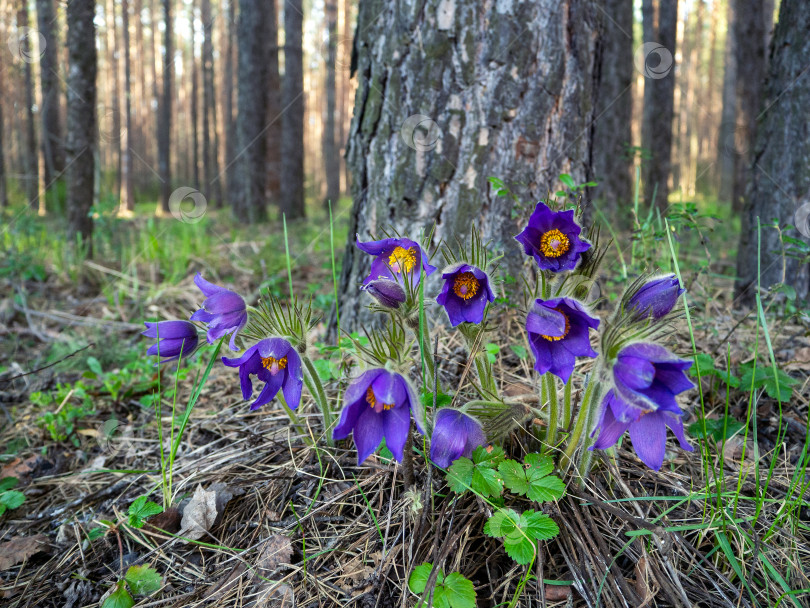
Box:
[627,275,684,320]
[356,236,437,286]
[436,263,495,327]
[590,389,693,470]
[190,273,248,351]
[142,321,199,363]
[612,342,694,414]
[361,278,407,309]
[514,202,591,272]
[526,297,599,382]
[332,369,425,464]
[430,409,487,468]
[221,338,303,411]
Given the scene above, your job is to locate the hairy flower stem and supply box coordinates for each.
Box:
[460,328,497,396]
[407,316,436,391]
[544,374,559,450]
[561,365,602,473]
[402,425,415,488]
[563,376,573,429]
[301,354,335,446]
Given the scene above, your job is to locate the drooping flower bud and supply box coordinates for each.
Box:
[142,321,199,363]
[190,273,248,351]
[362,278,407,309]
[429,409,487,468]
[626,274,684,320]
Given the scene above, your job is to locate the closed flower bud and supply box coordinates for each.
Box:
[362,279,407,309]
[626,275,684,320]
[429,409,487,468]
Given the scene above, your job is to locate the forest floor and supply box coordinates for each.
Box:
[1,199,809,607]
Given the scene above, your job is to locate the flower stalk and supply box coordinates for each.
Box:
[561,364,602,472]
[544,373,559,450]
[300,353,334,446]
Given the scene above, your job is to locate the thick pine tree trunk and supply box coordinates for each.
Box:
[281,0,305,219]
[736,0,810,303]
[591,0,633,223]
[731,0,771,212]
[265,0,281,203]
[323,0,340,211]
[35,0,64,186]
[337,0,599,328]
[233,0,269,222]
[17,4,40,209]
[717,0,736,202]
[157,0,173,214]
[66,0,97,252]
[640,0,677,209]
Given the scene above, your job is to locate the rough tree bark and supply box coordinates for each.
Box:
[201,0,223,205]
[591,0,633,223]
[66,0,97,252]
[35,0,64,185]
[17,4,39,208]
[337,0,599,328]
[120,0,135,214]
[736,0,810,304]
[322,0,340,211]
[233,0,269,222]
[157,0,173,214]
[281,0,305,219]
[640,0,677,209]
[730,0,771,212]
[265,0,281,203]
[717,0,736,202]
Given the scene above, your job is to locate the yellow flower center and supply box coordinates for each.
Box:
[540,229,570,258]
[388,246,417,274]
[539,309,570,341]
[261,356,288,374]
[452,272,480,300]
[366,386,395,411]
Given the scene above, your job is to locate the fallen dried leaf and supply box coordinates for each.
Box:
[256,535,293,575]
[544,584,571,601]
[0,455,40,485]
[0,534,50,571]
[180,485,219,541]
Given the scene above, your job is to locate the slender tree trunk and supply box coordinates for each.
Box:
[134,0,146,190]
[337,0,599,328]
[201,0,222,205]
[233,0,269,221]
[35,0,63,187]
[322,0,339,211]
[66,0,97,253]
[120,0,135,214]
[223,0,236,205]
[189,0,200,190]
[281,0,305,219]
[717,0,736,202]
[265,0,281,203]
[0,59,6,210]
[641,0,678,209]
[731,0,770,212]
[106,0,122,201]
[157,0,173,213]
[18,3,40,209]
[736,0,810,303]
[590,0,633,224]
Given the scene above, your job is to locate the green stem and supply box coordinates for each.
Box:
[414,316,436,391]
[563,375,573,429]
[279,393,312,445]
[301,353,335,446]
[561,366,601,471]
[544,374,559,450]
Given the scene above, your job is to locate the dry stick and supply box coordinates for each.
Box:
[0,342,95,385]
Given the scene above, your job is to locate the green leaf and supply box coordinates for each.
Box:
[101,581,135,608]
[0,490,26,511]
[420,390,453,411]
[408,563,433,594]
[499,454,564,502]
[125,565,162,596]
[559,173,575,189]
[311,358,334,383]
[509,344,528,359]
[521,510,560,541]
[503,534,536,564]
[486,508,559,565]
[498,460,529,496]
[483,509,521,538]
[87,356,103,377]
[0,477,19,492]
[688,416,745,442]
[524,453,554,477]
[470,466,503,498]
[472,444,505,466]
[446,457,474,493]
[689,353,740,387]
[485,343,500,363]
[447,446,505,497]
[127,496,163,529]
[443,572,477,608]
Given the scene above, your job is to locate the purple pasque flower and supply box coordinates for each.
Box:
[612,342,694,415]
[332,368,425,464]
[436,263,496,327]
[355,235,437,286]
[429,408,487,468]
[361,278,407,309]
[526,297,599,383]
[627,274,684,320]
[190,273,248,351]
[514,202,591,272]
[590,389,693,470]
[143,321,199,363]
[221,337,303,411]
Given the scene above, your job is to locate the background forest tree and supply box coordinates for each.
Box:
[0,0,805,303]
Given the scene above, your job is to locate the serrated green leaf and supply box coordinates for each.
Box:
[0,490,26,510]
[688,416,745,442]
[0,477,19,492]
[127,496,163,529]
[420,390,453,411]
[525,475,566,502]
[472,445,504,466]
[521,511,560,541]
[560,173,575,189]
[503,535,536,565]
[409,563,433,594]
[443,572,477,608]
[446,458,474,494]
[510,344,528,359]
[101,581,135,608]
[484,509,521,538]
[499,460,529,496]
[125,565,162,595]
[524,453,554,477]
[87,356,103,377]
[471,466,503,498]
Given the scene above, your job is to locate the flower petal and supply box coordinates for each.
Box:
[628,412,667,470]
[353,407,384,464]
